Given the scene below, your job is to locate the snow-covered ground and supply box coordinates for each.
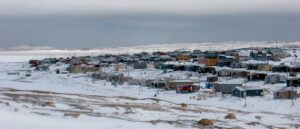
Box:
[0,65,299,128]
[0,42,300,129]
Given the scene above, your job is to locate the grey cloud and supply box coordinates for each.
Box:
[0,0,299,16]
[0,14,299,48]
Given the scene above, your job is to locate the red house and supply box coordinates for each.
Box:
[29,60,41,67]
[176,85,200,93]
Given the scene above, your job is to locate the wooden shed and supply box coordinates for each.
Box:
[165,79,195,90]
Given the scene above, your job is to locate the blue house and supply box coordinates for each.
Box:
[232,87,264,98]
[217,55,235,67]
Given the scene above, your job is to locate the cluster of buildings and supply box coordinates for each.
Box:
[28,47,300,99]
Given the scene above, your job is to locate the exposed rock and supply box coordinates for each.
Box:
[198,119,214,126]
[255,116,261,120]
[225,113,237,119]
[42,101,56,107]
[181,103,188,108]
[246,121,259,126]
[64,112,80,118]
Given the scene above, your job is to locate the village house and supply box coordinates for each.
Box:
[213,83,242,94]
[185,65,201,72]
[191,50,203,58]
[217,55,235,67]
[173,65,186,71]
[231,70,250,78]
[176,85,200,93]
[165,79,195,90]
[258,64,273,71]
[34,64,49,71]
[247,73,268,81]
[167,51,179,58]
[127,79,143,85]
[140,79,154,87]
[250,50,269,61]
[151,79,168,89]
[246,63,260,70]
[176,55,191,61]
[203,51,219,66]
[133,62,155,69]
[266,48,290,59]
[272,65,290,73]
[117,56,134,63]
[265,74,286,84]
[41,58,58,65]
[106,74,133,85]
[287,77,300,87]
[114,64,126,72]
[29,60,41,67]
[246,63,272,71]
[232,87,265,98]
[229,62,245,68]
[153,55,171,62]
[193,49,203,54]
[199,66,216,74]
[290,66,300,74]
[90,72,108,80]
[67,64,100,74]
[273,87,298,99]
[207,76,218,82]
[225,50,240,57]
[217,69,232,77]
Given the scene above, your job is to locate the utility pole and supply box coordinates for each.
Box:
[198,74,201,99]
[139,84,141,96]
[244,90,247,107]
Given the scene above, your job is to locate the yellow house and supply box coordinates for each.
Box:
[115,64,126,72]
[206,58,219,66]
[258,64,272,71]
[176,55,191,61]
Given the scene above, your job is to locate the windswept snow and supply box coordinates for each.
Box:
[0,42,300,129]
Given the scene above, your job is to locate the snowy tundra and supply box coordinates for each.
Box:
[0,42,299,129]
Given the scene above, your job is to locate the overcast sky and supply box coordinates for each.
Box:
[0,0,299,48]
